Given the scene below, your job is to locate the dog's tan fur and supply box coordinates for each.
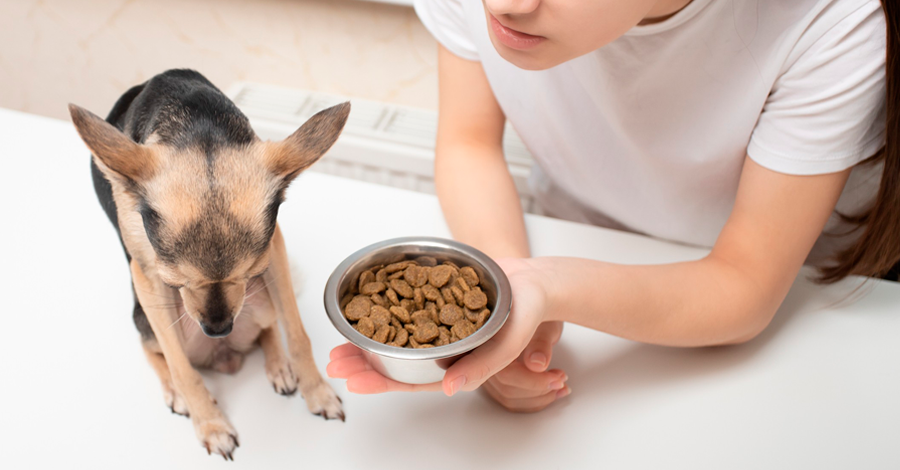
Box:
[70,101,349,459]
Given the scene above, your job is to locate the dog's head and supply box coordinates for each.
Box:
[69,102,350,337]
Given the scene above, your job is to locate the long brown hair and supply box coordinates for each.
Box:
[820,0,900,283]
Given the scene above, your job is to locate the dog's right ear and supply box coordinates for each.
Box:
[68,104,157,183]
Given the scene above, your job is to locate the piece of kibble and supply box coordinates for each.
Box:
[413,287,425,310]
[385,261,412,273]
[387,325,397,343]
[388,271,405,281]
[339,293,354,311]
[391,316,403,330]
[370,293,387,307]
[360,281,386,295]
[463,289,488,310]
[428,265,454,288]
[421,284,441,301]
[411,309,432,325]
[451,320,477,340]
[459,266,479,287]
[376,269,388,282]
[414,322,439,343]
[451,285,465,305]
[390,278,414,298]
[408,336,420,348]
[416,256,438,267]
[394,327,409,346]
[404,266,430,288]
[464,308,479,323]
[439,304,464,326]
[385,288,400,306]
[436,296,446,309]
[357,317,376,338]
[475,308,490,329]
[370,305,392,327]
[426,302,439,324]
[372,325,390,343]
[456,277,470,292]
[435,327,450,347]
[359,271,375,292]
[441,287,455,305]
[390,306,411,323]
[346,296,373,321]
[400,299,416,313]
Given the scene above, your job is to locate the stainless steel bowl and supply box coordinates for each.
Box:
[324,237,512,384]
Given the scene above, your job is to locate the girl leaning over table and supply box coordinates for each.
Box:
[328,0,899,412]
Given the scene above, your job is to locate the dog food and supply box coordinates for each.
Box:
[342,258,492,348]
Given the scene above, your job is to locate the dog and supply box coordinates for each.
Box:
[69,69,347,460]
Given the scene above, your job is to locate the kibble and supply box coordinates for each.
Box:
[342,258,493,348]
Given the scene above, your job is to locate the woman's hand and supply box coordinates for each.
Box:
[326,258,571,410]
[481,320,570,412]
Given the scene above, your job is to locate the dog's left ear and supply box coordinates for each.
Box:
[265,102,350,184]
[68,103,158,183]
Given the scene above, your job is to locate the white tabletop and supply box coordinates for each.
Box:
[1,108,898,469]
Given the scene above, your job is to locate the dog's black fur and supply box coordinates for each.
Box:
[91,69,263,341]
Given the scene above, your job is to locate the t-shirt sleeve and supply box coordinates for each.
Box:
[414,0,481,61]
[747,2,886,175]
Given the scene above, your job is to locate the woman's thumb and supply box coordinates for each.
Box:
[522,321,564,372]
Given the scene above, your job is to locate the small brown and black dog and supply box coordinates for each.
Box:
[69,69,346,459]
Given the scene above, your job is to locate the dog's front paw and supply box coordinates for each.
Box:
[196,417,239,461]
[266,359,298,396]
[162,381,190,417]
[301,380,345,422]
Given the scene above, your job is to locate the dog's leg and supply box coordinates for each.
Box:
[264,224,344,421]
[130,259,239,459]
[259,325,299,396]
[142,340,190,416]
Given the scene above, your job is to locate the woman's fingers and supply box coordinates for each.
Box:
[346,370,443,394]
[482,379,570,413]
[329,342,364,361]
[521,321,564,372]
[326,354,372,379]
[491,362,567,396]
[440,321,531,396]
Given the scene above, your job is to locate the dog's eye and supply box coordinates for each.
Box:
[164,282,184,289]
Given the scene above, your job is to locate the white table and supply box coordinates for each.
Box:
[1,108,898,469]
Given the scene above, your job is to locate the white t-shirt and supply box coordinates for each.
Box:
[415,0,887,263]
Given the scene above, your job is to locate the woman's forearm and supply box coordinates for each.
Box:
[435,141,530,259]
[531,256,779,347]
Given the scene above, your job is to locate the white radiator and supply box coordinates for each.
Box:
[227,82,536,212]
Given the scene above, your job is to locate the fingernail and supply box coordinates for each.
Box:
[548,380,565,391]
[556,386,571,399]
[448,376,466,396]
[561,373,569,382]
[529,352,547,368]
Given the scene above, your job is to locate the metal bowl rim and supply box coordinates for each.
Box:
[323,236,512,361]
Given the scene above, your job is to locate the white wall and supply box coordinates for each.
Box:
[0,0,438,120]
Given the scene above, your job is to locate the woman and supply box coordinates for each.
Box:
[327,0,898,412]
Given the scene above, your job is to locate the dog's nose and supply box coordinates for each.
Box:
[200,321,233,338]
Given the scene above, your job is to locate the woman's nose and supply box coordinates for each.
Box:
[484,0,541,16]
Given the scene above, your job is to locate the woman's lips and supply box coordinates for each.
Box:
[489,14,546,51]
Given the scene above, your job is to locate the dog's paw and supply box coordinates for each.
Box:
[196,417,239,461]
[266,360,298,396]
[162,381,189,417]
[301,380,345,422]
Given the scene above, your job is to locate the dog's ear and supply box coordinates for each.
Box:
[68,104,158,183]
[265,102,350,183]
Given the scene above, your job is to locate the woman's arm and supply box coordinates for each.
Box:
[433,44,529,259]
[438,157,852,396]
